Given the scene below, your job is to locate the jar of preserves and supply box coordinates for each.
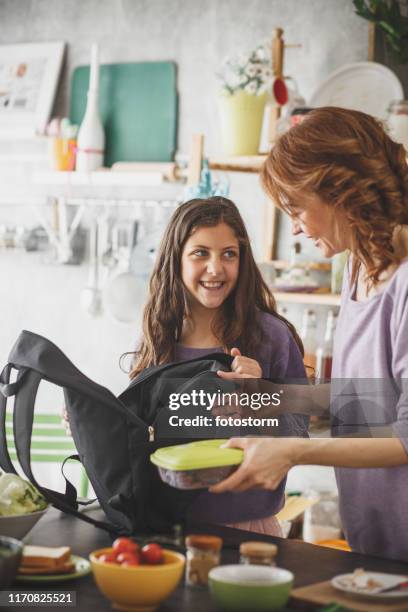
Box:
[239,541,278,566]
[387,100,408,150]
[185,534,222,587]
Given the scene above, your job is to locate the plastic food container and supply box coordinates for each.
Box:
[150,440,243,490]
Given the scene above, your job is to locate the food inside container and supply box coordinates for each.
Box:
[150,439,243,489]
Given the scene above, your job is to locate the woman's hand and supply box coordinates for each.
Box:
[209,437,300,493]
[217,348,262,379]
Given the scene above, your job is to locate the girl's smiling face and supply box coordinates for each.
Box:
[181,222,240,311]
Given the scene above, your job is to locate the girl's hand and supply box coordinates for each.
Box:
[217,348,262,379]
[209,437,299,493]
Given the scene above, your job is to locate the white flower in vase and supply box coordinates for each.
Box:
[245,81,258,95]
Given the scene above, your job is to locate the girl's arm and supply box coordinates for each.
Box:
[210,436,408,493]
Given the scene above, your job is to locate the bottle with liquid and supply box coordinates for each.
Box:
[76,43,105,172]
[315,310,337,380]
[300,308,317,372]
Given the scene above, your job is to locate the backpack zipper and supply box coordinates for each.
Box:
[148,425,155,441]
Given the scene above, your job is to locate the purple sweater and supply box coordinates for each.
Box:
[174,311,307,524]
[332,259,408,561]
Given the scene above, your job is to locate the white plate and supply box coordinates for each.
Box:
[332,571,408,601]
[309,62,403,119]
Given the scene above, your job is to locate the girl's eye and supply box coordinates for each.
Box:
[223,250,238,259]
[192,249,208,257]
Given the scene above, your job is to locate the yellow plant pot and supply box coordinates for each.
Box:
[218,90,267,156]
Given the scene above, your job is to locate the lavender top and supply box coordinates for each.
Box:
[174,311,308,524]
[332,259,408,561]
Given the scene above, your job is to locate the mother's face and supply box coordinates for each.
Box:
[289,194,350,258]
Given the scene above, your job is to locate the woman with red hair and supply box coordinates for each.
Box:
[211,107,408,561]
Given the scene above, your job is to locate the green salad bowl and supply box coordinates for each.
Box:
[209,564,294,612]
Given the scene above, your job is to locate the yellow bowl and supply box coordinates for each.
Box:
[89,547,185,612]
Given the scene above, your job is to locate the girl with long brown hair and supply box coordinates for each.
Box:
[212,107,408,561]
[132,196,308,534]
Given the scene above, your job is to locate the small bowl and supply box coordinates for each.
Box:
[0,507,48,540]
[90,547,185,612]
[209,564,294,612]
[0,535,24,588]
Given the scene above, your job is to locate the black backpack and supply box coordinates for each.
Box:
[0,330,235,535]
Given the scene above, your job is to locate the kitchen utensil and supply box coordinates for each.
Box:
[292,579,408,611]
[16,555,91,583]
[150,439,243,490]
[104,220,142,324]
[70,62,177,166]
[0,536,23,589]
[208,564,293,612]
[90,547,185,611]
[0,508,48,541]
[309,62,403,120]
[81,219,103,317]
[331,572,408,600]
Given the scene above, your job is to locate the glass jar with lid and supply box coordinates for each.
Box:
[387,100,408,150]
[239,541,278,566]
[185,534,222,587]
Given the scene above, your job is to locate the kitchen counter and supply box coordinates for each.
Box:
[5,507,408,611]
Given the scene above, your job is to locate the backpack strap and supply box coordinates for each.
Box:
[8,367,120,534]
[0,364,19,474]
[61,454,97,507]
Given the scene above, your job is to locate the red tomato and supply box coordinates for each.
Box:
[99,551,118,564]
[122,558,140,567]
[116,551,140,565]
[112,537,139,555]
[140,543,163,565]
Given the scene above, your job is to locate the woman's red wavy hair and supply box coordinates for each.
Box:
[261,106,408,287]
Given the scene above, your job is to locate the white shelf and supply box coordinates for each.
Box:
[32,170,170,187]
[274,292,341,306]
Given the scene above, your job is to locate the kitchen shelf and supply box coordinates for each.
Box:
[262,259,331,272]
[274,292,341,306]
[209,155,267,173]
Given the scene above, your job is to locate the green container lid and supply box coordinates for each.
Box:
[150,439,243,471]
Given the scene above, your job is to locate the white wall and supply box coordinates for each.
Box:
[0,0,366,493]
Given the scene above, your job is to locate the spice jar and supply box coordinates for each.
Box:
[239,541,278,566]
[185,534,222,587]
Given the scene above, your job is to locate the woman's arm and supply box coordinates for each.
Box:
[209,436,408,493]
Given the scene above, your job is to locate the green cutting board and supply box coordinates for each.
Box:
[70,62,177,166]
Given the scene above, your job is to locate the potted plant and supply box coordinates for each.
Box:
[353,0,408,64]
[217,45,273,156]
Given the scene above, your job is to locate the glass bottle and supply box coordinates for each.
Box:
[239,541,277,566]
[76,43,105,172]
[315,310,337,380]
[185,535,222,587]
[303,490,341,543]
[300,308,317,372]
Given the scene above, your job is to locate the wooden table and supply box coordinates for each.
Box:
[5,507,408,611]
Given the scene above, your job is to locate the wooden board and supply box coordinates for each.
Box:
[70,62,177,166]
[291,580,408,611]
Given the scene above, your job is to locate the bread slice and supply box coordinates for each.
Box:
[19,561,76,575]
[21,546,71,569]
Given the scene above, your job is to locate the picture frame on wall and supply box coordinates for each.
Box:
[0,41,65,138]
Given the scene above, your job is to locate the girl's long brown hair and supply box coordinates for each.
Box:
[261,106,408,288]
[130,196,303,377]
